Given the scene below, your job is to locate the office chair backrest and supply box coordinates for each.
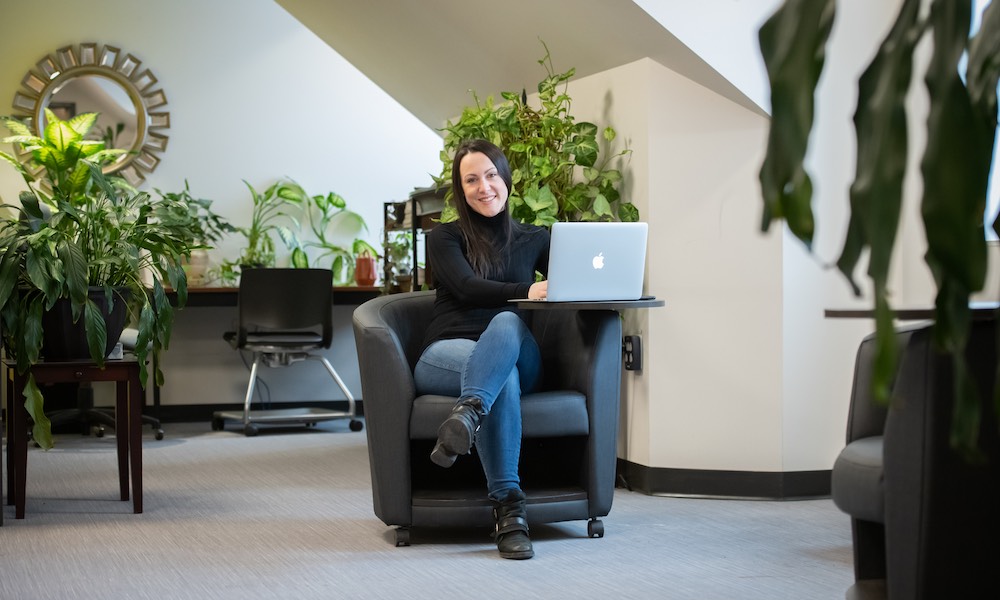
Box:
[238,268,334,346]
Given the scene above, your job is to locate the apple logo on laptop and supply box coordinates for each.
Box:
[592,252,605,269]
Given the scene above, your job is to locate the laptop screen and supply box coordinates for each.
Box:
[545,222,648,302]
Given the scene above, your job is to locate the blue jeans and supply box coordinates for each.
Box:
[414,311,542,500]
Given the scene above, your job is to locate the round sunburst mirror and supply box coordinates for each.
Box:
[10,42,170,186]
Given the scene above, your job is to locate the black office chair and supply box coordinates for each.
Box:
[212,268,362,436]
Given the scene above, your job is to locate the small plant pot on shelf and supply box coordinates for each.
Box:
[394,274,413,293]
[182,249,211,287]
[355,252,378,287]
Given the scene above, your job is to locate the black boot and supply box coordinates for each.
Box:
[492,488,534,560]
[430,397,486,468]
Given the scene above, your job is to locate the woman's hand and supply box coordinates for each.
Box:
[528,280,548,300]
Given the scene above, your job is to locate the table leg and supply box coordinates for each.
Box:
[12,372,26,519]
[5,368,12,508]
[128,369,142,513]
[115,379,129,502]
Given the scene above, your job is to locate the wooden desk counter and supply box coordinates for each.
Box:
[170,285,382,307]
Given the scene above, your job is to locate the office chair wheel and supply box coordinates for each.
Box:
[211,417,225,431]
[349,419,364,432]
[94,425,106,438]
[154,429,165,440]
[587,518,604,538]
[394,527,411,547]
[243,423,259,437]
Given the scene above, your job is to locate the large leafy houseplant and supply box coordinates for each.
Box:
[0,110,203,448]
[758,0,1000,456]
[435,43,637,226]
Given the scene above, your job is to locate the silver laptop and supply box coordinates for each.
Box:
[544,222,648,302]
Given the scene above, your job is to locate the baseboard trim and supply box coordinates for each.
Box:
[616,459,831,500]
[152,400,365,423]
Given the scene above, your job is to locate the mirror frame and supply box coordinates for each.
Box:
[10,42,170,186]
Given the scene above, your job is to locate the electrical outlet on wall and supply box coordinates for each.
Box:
[623,335,642,371]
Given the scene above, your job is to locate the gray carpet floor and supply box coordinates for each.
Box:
[1,421,853,599]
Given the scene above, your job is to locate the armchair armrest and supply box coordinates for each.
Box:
[353,292,435,525]
[846,325,920,443]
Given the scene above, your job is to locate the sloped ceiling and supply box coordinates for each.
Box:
[274,0,766,131]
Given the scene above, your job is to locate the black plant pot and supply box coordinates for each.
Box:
[41,287,130,360]
[883,317,1000,599]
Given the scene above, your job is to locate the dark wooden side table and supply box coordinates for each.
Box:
[4,357,144,519]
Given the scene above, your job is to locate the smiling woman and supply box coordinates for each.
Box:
[10,42,170,186]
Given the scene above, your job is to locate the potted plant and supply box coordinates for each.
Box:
[216,178,304,285]
[0,110,204,448]
[278,180,380,284]
[153,180,236,286]
[384,230,413,292]
[758,0,998,453]
[433,42,638,226]
[758,1,999,595]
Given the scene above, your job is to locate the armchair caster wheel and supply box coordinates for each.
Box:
[349,419,364,432]
[243,424,259,437]
[587,518,604,538]
[394,527,411,547]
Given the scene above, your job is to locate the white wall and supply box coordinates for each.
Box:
[0,0,443,408]
[569,1,968,475]
[778,0,907,471]
[632,0,782,112]
[568,59,785,472]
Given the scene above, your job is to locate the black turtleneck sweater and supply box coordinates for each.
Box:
[421,212,549,350]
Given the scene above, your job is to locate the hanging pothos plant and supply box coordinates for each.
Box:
[434,42,637,226]
[758,0,1000,458]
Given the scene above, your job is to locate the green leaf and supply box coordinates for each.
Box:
[135,302,155,389]
[571,136,599,167]
[23,298,44,366]
[291,247,310,268]
[837,0,920,298]
[757,0,835,246]
[523,185,558,213]
[19,192,43,219]
[592,193,612,218]
[23,375,53,450]
[57,240,89,306]
[572,122,599,138]
[618,203,640,222]
[83,297,109,367]
[0,244,19,309]
[920,0,993,457]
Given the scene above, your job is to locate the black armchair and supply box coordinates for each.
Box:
[352,291,623,546]
[832,319,1000,599]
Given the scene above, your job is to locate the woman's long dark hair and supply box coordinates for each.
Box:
[450,139,517,278]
